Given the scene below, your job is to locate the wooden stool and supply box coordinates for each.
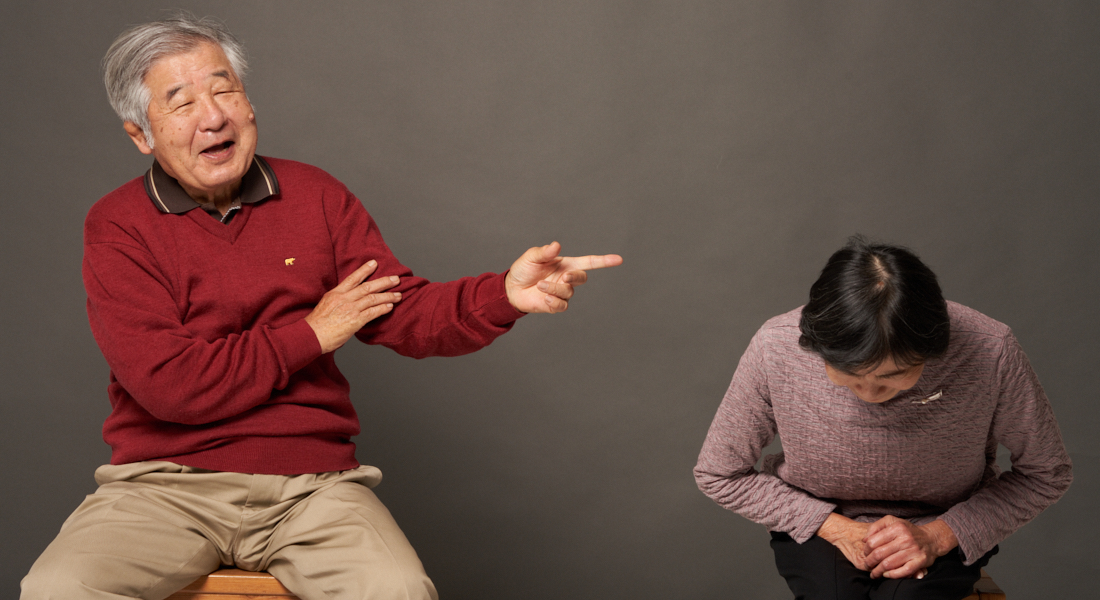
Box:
[165,566,1003,600]
[165,568,299,600]
[963,569,1006,600]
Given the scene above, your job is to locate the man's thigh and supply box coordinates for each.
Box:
[262,478,438,600]
[20,482,224,600]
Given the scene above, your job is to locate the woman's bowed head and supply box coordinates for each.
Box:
[800,237,950,405]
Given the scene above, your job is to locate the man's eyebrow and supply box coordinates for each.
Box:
[165,84,188,103]
[163,71,236,104]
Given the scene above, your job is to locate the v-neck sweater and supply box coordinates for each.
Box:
[694,303,1072,564]
[83,157,523,474]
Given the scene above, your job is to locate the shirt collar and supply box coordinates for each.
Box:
[142,155,280,214]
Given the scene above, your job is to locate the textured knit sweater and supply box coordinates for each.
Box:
[694,303,1072,564]
[84,157,523,475]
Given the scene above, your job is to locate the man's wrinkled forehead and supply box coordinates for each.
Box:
[145,41,239,102]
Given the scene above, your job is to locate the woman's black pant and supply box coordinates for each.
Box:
[769,532,997,600]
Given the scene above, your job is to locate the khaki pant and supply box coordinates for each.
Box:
[21,462,437,600]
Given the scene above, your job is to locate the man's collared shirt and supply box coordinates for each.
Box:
[142,155,280,223]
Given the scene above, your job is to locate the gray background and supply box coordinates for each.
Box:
[2,1,1097,598]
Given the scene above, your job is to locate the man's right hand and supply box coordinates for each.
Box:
[305,260,402,354]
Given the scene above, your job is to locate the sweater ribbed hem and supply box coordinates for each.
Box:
[144,435,359,475]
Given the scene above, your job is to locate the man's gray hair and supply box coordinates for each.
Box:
[103,13,248,148]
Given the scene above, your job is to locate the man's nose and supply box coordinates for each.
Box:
[196,95,228,130]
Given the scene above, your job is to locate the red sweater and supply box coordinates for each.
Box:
[84,157,522,474]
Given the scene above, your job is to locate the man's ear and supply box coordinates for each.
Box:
[123,122,154,155]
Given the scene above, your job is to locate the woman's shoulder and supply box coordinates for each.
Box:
[938,301,1016,372]
[759,306,804,335]
[946,301,1012,344]
[749,307,812,363]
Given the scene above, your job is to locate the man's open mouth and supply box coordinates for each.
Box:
[201,141,235,156]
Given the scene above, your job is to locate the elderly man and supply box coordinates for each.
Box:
[21,14,621,600]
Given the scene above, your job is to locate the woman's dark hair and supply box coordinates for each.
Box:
[798,237,950,373]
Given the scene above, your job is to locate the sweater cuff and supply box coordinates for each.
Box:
[790,500,838,543]
[479,271,526,326]
[938,509,984,565]
[266,318,323,383]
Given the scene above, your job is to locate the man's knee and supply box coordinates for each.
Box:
[349,566,439,600]
[21,552,118,600]
[21,559,71,600]
[267,481,439,600]
[268,557,438,600]
[22,515,221,600]
[23,547,206,600]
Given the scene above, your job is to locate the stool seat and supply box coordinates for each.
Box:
[963,569,1006,600]
[165,568,299,599]
[167,565,1004,600]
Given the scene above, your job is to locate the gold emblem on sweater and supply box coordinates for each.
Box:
[285,258,296,266]
[912,390,943,405]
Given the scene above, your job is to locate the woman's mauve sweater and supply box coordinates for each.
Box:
[694,303,1072,564]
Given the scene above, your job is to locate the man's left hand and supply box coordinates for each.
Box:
[505,242,623,314]
[862,516,958,580]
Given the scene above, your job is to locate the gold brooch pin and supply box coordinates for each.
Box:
[285,258,296,266]
[912,390,943,405]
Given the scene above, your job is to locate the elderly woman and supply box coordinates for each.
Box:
[695,238,1071,600]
